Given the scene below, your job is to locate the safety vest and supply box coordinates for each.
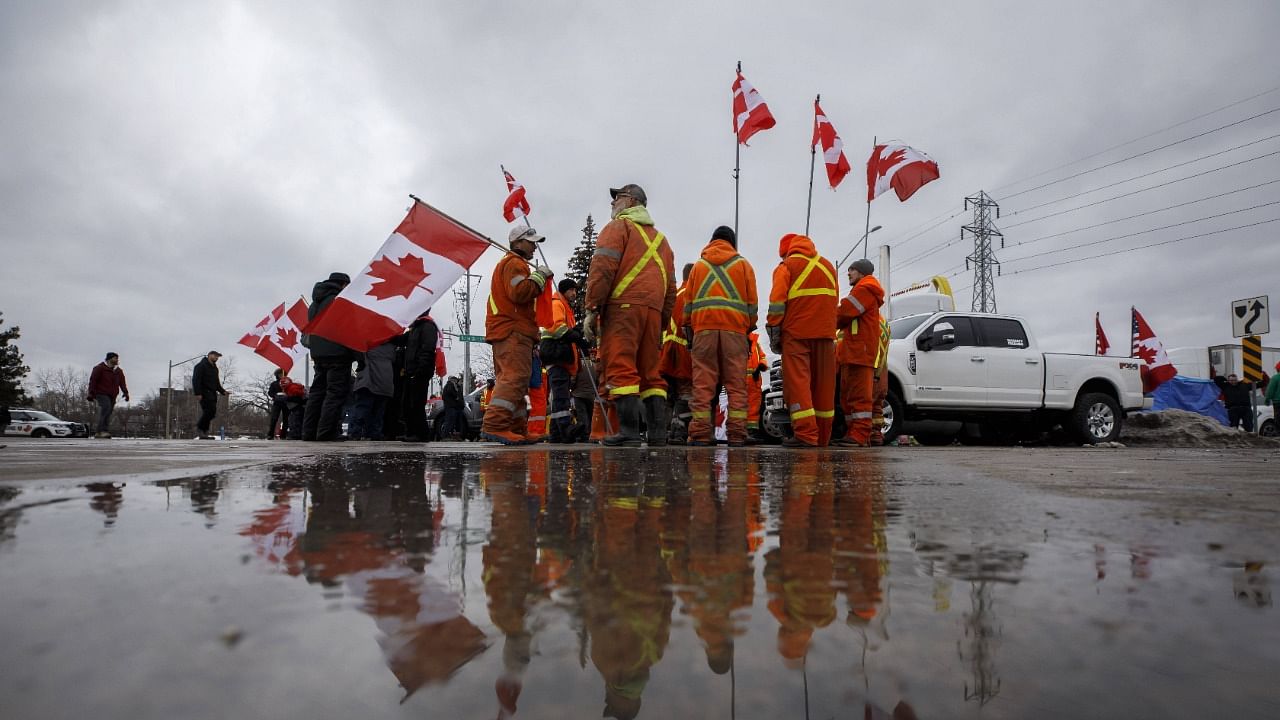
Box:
[767,251,838,339]
[874,317,891,370]
[485,253,542,341]
[687,254,757,333]
[611,221,669,300]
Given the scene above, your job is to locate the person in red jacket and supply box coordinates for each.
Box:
[835,259,886,446]
[87,352,130,438]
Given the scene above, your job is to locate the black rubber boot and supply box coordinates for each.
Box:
[645,396,669,447]
[603,397,644,447]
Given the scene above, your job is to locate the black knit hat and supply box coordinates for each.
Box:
[558,278,578,294]
[328,272,351,284]
[711,225,736,247]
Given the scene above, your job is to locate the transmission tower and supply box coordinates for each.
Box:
[963,191,1004,313]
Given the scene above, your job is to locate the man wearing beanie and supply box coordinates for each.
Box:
[541,277,585,442]
[835,259,885,447]
[302,271,357,441]
[682,226,758,446]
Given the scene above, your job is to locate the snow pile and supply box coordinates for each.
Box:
[1122,409,1280,448]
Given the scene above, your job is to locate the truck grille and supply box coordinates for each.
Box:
[769,359,783,393]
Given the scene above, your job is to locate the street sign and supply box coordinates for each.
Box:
[457,334,485,343]
[1231,295,1269,338]
[1242,335,1264,382]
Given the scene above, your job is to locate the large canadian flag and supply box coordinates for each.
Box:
[1131,307,1177,393]
[304,199,492,352]
[732,68,776,145]
[238,303,285,349]
[255,298,310,374]
[502,167,530,222]
[867,142,940,202]
[812,99,851,188]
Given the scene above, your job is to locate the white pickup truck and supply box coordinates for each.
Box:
[882,311,1148,444]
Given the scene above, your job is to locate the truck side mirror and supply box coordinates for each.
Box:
[916,334,932,351]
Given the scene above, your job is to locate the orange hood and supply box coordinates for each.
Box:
[700,238,739,264]
[778,233,817,258]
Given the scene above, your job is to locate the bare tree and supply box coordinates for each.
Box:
[31,366,95,424]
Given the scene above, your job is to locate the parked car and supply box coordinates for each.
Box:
[763,312,1150,445]
[3,408,89,438]
[426,387,485,440]
[1257,404,1276,437]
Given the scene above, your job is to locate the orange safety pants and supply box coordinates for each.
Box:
[600,304,666,401]
[871,368,889,435]
[839,364,875,445]
[527,378,548,438]
[689,330,749,444]
[781,335,836,446]
[482,334,534,434]
[746,372,762,431]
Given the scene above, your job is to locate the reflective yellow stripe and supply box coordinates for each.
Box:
[662,333,688,347]
[791,408,816,421]
[610,222,668,299]
[638,387,667,399]
[488,295,498,314]
[728,410,748,419]
[609,497,639,510]
[691,410,712,419]
[815,409,835,419]
[849,317,859,335]
[611,384,640,396]
[787,254,837,299]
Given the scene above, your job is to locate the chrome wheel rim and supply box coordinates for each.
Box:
[1087,402,1115,439]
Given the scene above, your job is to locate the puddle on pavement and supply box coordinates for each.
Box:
[0,449,1276,719]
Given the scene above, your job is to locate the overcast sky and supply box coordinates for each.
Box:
[3,0,1278,397]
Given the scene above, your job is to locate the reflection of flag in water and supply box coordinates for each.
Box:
[237,489,308,574]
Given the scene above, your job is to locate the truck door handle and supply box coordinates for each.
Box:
[970,357,985,362]
[1025,359,1040,364]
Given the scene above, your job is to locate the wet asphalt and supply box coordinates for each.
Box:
[0,439,1277,719]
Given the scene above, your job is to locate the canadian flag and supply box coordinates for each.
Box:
[1095,312,1111,356]
[1131,307,1177,393]
[238,303,285,349]
[303,199,492,352]
[732,67,776,146]
[255,298,310,374]
[502,167,530,223]
[812,98,851,188]
[866,142,940,203]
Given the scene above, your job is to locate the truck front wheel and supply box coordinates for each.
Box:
[882,391,904,445]
[1070,392,1121,444]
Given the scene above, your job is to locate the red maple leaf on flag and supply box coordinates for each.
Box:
[366,253,434,301]
[1133,343,1157,364]
[877,148,907,178]
[276,327,299,350]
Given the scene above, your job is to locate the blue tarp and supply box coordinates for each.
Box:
[1149,375,1228,425]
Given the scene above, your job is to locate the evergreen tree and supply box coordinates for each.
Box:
[565,213,597,320]
[0,312,32,406]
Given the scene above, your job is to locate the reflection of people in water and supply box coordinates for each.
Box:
[832,463,887,626]
[665,450,755,675]
[188,475,220,526]
[1234,561,1271,608]
[584,455,674,720]
[765,453,836,666]
[481,452,539,719]
[85,482,124,527]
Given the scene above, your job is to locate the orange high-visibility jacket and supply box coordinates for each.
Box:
[682,239,758,334]
[585,215,676,318]
[766,234,837,340]
[836,274,885,366]
[746,332,768,377]
[541,292,580,374]
[660,284,693,378]
[485,253,545,342]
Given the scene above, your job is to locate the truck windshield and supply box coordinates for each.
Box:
[889,315,931,339]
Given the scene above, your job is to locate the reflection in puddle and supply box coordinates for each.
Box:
[0,449,1276,719]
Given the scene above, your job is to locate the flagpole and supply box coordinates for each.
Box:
[734,60,741,238]
[497,168,550,268]
[805,93,818,236]
[862,135,876,259]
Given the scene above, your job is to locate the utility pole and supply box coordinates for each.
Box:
[963,191,1004,313]
[456,270,480,392]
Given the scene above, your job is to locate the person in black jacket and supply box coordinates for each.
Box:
[302,272,357,441]
[441,374,465,439]
[1214,373,1256,431]
[265,368,287,439]
[400,312,439,442]
[191,351,229,439]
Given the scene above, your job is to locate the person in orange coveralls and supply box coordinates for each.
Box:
[583,184,676,447]
[745,331,768,442]
[766,234,838,447]
[869,315,892,445]
[482,226,553,445]
[682,225,758,446]
[835,258,885,447]
[659,263,695,444]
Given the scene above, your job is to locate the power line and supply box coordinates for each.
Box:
[1004,133,1280,219]
[992,84,1280,194]
[896,234,965,270]
[1002,200,1280,265]
[1002,148,1280,229]
[1002,177,1280,248]
[997,107,1280,201]
[885,207,967,251]
[1000,217,1280,277]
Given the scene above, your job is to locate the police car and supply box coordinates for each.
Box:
[3,408,88,438]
